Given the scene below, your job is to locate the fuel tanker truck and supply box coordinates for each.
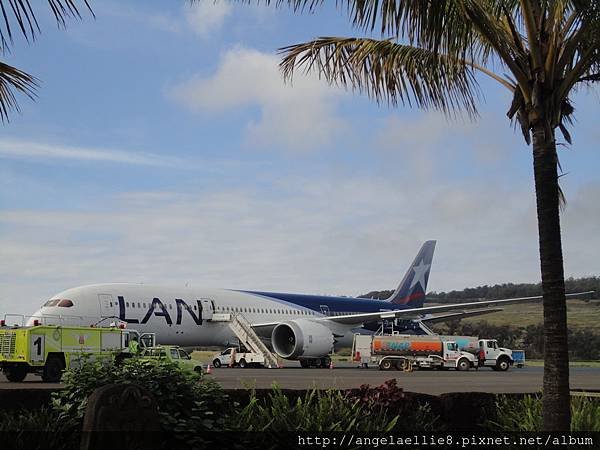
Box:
[352,334,477,371]
[352,334,516,371]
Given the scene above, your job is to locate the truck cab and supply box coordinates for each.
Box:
[478,339,513,371]
[440,341,476,371]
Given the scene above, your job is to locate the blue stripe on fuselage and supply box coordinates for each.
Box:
[235,290,408,314]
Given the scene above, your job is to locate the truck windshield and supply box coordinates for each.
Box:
[178,349,191,360]
[446,343,457,351]
[170,348,180,359]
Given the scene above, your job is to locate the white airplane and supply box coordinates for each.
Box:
[22,241,591,364]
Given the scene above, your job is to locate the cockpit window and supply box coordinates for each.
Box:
[44,299,60,307]
[57,299,74,307]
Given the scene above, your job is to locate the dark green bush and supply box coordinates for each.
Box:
[52,358,233,446]
[489,394,600,431]
[233,384,399,433]
[0,407,79,450]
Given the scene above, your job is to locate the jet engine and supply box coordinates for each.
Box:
[271,319,335,359]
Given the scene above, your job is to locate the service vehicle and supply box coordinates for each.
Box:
[139,345,203,374]
[352,334,477,371]
[0,320,154,382]
[211,345,266,368]
[473,339,515,371]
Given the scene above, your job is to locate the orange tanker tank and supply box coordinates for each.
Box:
[372,335,444,357]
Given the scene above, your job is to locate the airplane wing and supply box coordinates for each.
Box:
[419,308,504,323]
[319,291,595,326]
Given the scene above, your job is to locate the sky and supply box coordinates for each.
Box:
[0,1,598,314]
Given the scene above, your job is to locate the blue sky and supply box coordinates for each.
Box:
[1,1,598,313]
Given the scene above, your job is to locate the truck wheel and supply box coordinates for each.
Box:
[496,357,510,372]
[212,359,221,368]
[42,356,65,382]
[238,358,247,368]
[5,364,28,382]
[380,359,393,371]
[457,358,470,371]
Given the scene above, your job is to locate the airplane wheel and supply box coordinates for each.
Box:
[212,359,221,368]
[4,364,27,382]
[238,358,247,368]
[300,359,309,368]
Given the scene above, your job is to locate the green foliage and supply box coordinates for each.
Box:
[363,276,600,303]
[490,395,600,432]
[233,384,399,434]
[431,320,600,360]
[233,380,440,440]
[52,358,232,446]
[346,380,440,431]
[0,407,79,449]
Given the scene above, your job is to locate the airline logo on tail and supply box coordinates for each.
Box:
[387,240,436,307]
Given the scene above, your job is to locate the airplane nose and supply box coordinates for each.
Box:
[25,309,44,326]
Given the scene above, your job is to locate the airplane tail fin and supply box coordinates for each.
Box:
[386,240,436,308]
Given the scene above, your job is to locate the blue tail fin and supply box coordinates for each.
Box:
[387,240,436,308]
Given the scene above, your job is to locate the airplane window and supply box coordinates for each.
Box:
[109,302,113,307]
[126,302,130,307]
[143,303,146,308]
[137,303,141,308]
[132,303,135,308]
[57,299,73,307]
[194,305,197,310]
[169,304,173,310]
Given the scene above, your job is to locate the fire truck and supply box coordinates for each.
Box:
[0,319,154,382]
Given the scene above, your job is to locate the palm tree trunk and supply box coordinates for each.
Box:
[531,122,570,431]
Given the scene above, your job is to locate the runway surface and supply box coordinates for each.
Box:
[2,364,599,394]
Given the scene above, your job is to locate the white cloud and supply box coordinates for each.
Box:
[170,47,346,150]
[184,1,233,38]
[1,172,597,315]
[0,138,189,168]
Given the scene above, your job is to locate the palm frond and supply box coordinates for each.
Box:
[0,60,37,121]
[278,36,481,117]
[0,0,94,54]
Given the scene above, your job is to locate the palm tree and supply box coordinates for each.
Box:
[241,0,600,430]
[0,0,93,122]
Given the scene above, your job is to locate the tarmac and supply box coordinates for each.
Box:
[2,364,599,394]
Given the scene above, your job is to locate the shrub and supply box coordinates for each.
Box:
[0,407,79,450]
[233,384,399,434]
[346,379,441,431]
[52,358,233,447]
[490,394,600,431]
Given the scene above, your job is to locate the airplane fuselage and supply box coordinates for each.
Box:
[28,283,400,349]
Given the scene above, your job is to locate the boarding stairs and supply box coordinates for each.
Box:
[226,313,279,369]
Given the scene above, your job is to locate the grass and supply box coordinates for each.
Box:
[459,299,600,330]
[524,360,600,368]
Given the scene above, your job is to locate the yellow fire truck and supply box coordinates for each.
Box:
[0,321,155,382]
